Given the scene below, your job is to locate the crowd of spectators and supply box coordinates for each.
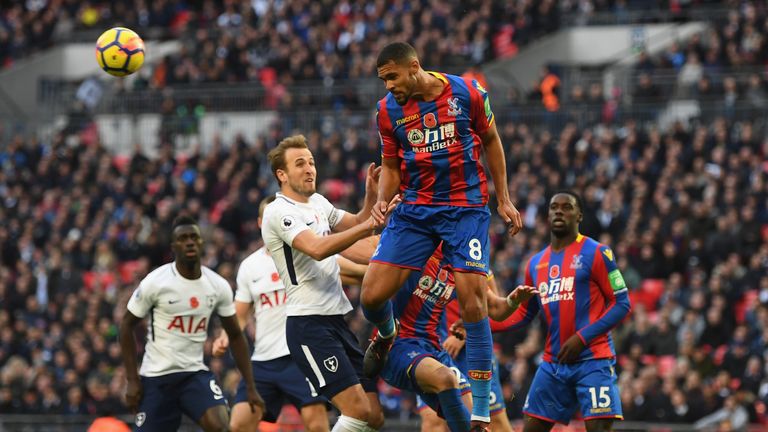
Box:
[1,92,767,428]
[1,0,560,81]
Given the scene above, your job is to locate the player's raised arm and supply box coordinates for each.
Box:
[485,275,538,322]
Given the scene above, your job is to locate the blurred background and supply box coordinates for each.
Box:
[0,0,767,431]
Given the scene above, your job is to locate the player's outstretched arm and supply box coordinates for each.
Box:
[480,123,522,237]
[220,314,265,413]
[293,212,391,261]
[119,311,143,413]
[487,285,538,322]
[212,301,252,357]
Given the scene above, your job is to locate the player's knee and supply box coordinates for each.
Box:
[304,417,329,432]
[585,419,613,432]
[433,367,459,392]
[230,417,258,432]
[339,398,371,423]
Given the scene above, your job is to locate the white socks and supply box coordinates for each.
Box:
[331,415,369,432]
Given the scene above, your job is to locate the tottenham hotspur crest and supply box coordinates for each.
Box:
[447,97,461,116]
[324,356,338,373]
[135,412,146,427]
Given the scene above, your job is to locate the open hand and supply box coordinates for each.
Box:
[507,285,538,309]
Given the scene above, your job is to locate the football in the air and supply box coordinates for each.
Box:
[95,27,145,77]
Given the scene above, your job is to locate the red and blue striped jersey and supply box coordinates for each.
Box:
[502,235,631,363]
[377,72,493,207]
[393,246,456,349]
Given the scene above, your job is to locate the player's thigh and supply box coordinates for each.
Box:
[177,371,229,429]
[230,401,261,432]
[299,403,330,432]
[418,404,450,432]
[135,376,182,431]
[523,362,577,425]
[286,316,364,403]
[368,204,440,271]
[273,357,326,426]
[439,206,491,275]
[574,359,622,423]
[360,262,412,307]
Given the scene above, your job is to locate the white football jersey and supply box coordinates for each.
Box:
[262,193,353,317]
[235,247,290,361]
[127,263,236,377]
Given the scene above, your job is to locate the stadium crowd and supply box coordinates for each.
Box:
[0,96,767,428]
[1,0,559,78]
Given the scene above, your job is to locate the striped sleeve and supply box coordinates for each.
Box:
[377,100,398,159]
[576,245,632,344]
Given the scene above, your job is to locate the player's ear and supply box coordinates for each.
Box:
[276,168,288,185]
[409,58,419,74]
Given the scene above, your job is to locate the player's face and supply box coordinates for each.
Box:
[279,148,316,197]
[171,224,203,263]
[377,60,417,105]
[548,194,582,238]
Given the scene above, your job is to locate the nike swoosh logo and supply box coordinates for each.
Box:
[168,300,179,304]
[306,221,314,226]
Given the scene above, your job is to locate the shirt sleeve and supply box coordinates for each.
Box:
[215,276,236,317]
[234,262,254,304]
[377,100,399,159]
[468,79,494,135]
[126,279,155,318]
[576,245,632,344]
[270,205,311,247]
[316,194,346,229]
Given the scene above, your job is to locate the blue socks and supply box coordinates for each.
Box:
[437,388,470,432]
[464,317,492,422]
[362,301,396,338]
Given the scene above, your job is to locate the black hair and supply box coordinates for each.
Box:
[172,215,198,230]
[551,190,583,212]
[376,42,418,68]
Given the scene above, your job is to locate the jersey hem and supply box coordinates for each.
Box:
[582,414,624,421]
[369,260,423,271]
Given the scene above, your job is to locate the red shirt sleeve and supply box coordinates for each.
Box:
[377,100,398,159]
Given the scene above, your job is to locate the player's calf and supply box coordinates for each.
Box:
[230,402,261,432]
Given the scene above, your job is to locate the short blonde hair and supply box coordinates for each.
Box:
[267,135,309,185]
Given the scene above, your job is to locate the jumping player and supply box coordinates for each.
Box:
[361,41,522,432]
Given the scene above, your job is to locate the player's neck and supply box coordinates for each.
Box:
[550,232,578,252]
[280,188,310,203]
[175,260,202,280]
[412,70,445,102]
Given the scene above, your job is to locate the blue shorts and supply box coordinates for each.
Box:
[372,204,490,274]
[523,359,623,424]
[286,315,377,399]
[381,338,469,414]
[234,356,326,423]
[135,370,227,431]
[453,348,505,415]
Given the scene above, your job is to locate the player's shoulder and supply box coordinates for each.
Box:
[201,266,230,290]
[525,246,549,270]
[141,263,175,287]
[238,247,272,274]
[308,192,332,206]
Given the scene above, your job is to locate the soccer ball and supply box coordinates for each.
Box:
[95,27,145,77]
